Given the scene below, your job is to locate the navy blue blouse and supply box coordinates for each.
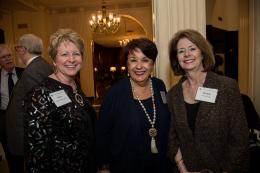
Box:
[96,77,171,173]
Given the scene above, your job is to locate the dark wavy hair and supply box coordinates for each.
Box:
[122,38,158,64]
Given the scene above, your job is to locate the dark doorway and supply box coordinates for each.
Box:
[0,29,5,43]
[206,25,238,81]
[92,43,127,104]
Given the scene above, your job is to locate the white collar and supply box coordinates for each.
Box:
[26,56,38,66]
[2,68,16,76]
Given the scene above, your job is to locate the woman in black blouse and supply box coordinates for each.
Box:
[24,28,96,173]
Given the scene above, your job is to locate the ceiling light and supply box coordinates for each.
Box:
[119,39,130,47]
[89,0,120,34]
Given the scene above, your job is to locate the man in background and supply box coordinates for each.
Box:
[0,44,23,167]
[6,34,53,173]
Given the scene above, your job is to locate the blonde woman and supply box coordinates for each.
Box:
[24,29,96,173]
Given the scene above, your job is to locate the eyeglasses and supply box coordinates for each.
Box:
[57,52,82,58]
[0,54,11,60]
[14,45,26,51]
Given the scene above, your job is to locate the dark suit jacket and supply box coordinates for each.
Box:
[0,67,24,141]
[0,67,24,106]
[6,56,53,155]
[167,71,249,173]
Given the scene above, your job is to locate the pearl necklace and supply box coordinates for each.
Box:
[54,73,84,106]
[130,78,159,153]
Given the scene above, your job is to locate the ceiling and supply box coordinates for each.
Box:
[0,0,150,11]
[35,0,151,10]
[93,16,146,47]
[0,0,151,47]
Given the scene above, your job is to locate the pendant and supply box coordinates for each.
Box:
[74,92,84,106]
[149,127,157,137]
[151,137,159,153]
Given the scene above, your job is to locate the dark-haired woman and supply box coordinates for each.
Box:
[96,38,171,173]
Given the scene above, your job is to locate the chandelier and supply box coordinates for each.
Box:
[119,39,130,47]
[89,0,120,34]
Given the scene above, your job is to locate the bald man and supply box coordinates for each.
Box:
[0,44,23,169]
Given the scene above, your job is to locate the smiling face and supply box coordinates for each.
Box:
[127,48,154,86]
[0,47,15,72]
[176,38,204,73]
[54,41,82,81]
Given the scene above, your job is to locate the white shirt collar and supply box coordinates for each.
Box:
[26,56,38,66]
[2,68,16,76]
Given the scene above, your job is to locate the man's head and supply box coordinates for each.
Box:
[0,44,15,72]
[15,34,43,65]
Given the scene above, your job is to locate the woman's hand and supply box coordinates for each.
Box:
[175,148,201,173]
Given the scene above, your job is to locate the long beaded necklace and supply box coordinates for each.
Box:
[130,78,159,154]
[54,73,84,106]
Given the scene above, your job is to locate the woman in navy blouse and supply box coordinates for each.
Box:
[96,38,171,173]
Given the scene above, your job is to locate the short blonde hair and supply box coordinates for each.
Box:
[48,28,85,60]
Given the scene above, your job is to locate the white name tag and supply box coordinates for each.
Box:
[49,90,71,107]
[195,87,218,103]
[160,91,167,104]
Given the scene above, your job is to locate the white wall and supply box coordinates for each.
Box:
[153,0,206,90]
[207,0,239,31]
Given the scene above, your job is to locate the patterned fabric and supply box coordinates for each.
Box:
[6,57,52,155]
[24,77,96,173]
[167,71,249,173]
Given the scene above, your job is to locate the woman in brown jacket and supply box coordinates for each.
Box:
[167,29,249,173]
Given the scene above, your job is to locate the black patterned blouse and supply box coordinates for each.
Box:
[24,77,96,173]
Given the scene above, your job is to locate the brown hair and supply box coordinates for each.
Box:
[169,29,215,76]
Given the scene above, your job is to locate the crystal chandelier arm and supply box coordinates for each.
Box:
[89,0,120,34]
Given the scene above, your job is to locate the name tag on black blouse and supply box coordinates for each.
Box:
[49,90,72,107]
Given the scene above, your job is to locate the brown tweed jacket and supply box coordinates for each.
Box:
[167,71,249,173]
